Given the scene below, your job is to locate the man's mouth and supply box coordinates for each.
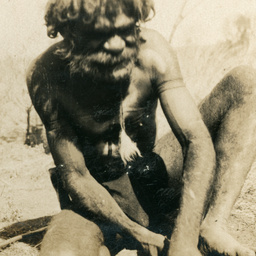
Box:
[89,50,135,67]
[97,58,132,69]
[69,46,137,80]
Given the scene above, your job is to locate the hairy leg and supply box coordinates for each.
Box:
[155,66,256,256]
[199,66,256,256]
[40,210,111,256]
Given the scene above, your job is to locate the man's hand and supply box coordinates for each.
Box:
[132,226,166,256]
[139,234,165,256]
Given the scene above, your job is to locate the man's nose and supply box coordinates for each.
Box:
[103,35,125,54]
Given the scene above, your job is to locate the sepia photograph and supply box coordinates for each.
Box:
[0,0,255,255]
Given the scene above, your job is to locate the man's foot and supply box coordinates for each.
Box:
[200,224,255,256]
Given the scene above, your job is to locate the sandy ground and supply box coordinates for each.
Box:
[0,141,255,255]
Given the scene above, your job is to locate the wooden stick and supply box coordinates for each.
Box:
[0,227,47,249]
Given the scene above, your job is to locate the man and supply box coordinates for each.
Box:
[26,0,256,255]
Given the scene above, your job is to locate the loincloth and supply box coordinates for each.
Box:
[108,153,180,222]
[52,153,180,222]
[50,153,181,252]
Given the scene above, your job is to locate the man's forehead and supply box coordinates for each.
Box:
[93,11,135,31]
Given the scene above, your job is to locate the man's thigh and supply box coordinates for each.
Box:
[198,66,256,138]
[154,130,183,186]
[154,67,250,179]
[40,210,110,256]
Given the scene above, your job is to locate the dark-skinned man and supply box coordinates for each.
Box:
[27,0,256,255]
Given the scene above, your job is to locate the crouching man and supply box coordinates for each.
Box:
[27,0,256,255]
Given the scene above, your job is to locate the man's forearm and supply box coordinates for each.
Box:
[64,169,137,230]
[171,135,216,246]
[60,167,162,245]
[47,133,148,237]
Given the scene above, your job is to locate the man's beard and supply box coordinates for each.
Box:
[69,45,138,83]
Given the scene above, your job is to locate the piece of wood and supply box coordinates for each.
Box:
[0,227,47,249]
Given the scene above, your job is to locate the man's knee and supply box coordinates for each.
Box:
[40,210,109,256]
[223,65,256,102]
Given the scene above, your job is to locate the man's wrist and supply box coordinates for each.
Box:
[170,225,199,249]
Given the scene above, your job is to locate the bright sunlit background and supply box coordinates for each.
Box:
[0,2,256,256]
[149,0,256,45]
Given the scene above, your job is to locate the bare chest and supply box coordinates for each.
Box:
[60,76,156,134]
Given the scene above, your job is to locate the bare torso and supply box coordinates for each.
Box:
[29,36,161,179]
[67,69,157,153]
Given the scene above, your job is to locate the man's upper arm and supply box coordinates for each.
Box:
[159,86,210,148]
[26,57,87,172]
[147,30,211,146]
[141,29,184,92]
[26,57,56,129]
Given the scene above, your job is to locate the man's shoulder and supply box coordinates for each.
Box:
[26,41,67,87]
[137,28,182,86]
[137,28,175,75]
[26,41,69,106]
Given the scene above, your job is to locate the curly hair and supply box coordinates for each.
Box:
[45,0,155,39]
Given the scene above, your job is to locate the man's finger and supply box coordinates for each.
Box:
[138,244,158,256]
[148,245,158,256]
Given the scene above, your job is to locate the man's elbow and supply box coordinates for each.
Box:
[202,135,215,164]
[46,131,90,177]
[192,133,216,169]
[184,121,216,167]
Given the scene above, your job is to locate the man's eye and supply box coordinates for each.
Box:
[119,27,135,37]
